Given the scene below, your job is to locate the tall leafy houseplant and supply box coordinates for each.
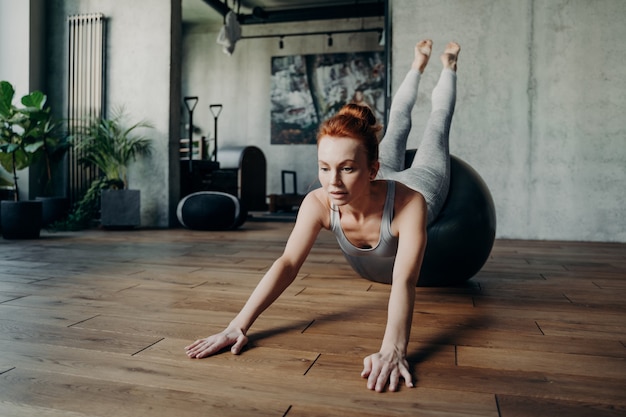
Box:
[71,108,153,229]
[0,81,48,238]
[27,90,71,227]
[0,81,46,199]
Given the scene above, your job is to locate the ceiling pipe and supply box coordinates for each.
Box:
[240,3,385,24]
[201,0,384,24]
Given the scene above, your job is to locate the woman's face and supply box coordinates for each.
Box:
[318,135,374,206]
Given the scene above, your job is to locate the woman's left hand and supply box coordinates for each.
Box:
[361,350,414,392]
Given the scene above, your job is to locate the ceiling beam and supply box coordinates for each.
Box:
[241,3,385,24]
[202,1,385,25]
[201,0,231,18]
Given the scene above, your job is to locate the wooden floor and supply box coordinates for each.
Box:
[0,221,625,417]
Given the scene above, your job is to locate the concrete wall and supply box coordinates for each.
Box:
[0,0,31,95]
[391,0,625,242]
[182,18,385,198]
[45,0,180,227]
[183,0,626,242]
[0,0,45,200]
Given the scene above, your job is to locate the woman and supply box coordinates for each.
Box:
[185,39,460,393]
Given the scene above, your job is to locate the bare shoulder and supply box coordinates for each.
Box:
[391,182,427,234]
[394,182,426,211]
[298,188,332,230]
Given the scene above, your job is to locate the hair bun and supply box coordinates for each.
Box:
[338,103,377,127]
[317,102,382,167]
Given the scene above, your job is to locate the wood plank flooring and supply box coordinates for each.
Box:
[0,222,625,416]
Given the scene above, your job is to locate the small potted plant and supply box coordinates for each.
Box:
[72,107,152,229]
[0,80,46,239]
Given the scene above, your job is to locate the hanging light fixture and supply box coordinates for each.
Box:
[279,36,284,49]
[327,33,333,47]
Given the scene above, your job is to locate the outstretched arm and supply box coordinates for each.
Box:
[361,188,427,391]
[185,192,327,359]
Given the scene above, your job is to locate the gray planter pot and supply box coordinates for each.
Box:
[1,200,43,239]
[100,189,140,229]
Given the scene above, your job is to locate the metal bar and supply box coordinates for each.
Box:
[240,27,383,40]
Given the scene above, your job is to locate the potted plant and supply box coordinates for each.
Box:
[0,80,46,239]
[32,98,71,227]
[72,107,152,229]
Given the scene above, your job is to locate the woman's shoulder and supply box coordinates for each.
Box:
[304,187,330,207]
[298,188,332,228]
[390,182,427,235]
[392,181,427,212]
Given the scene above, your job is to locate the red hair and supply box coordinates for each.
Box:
[317,104,382,167]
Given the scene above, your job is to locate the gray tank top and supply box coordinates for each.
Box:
[330,181,398,284]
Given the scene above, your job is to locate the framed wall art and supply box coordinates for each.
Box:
[270,51,386,145]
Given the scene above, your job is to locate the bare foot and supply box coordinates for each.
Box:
[441,42,461,71]
[412,39,432,73]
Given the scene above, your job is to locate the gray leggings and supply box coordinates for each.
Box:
[377,68,457,225]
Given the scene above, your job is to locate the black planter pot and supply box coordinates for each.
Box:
[1,200,43,239]
[36,196,70,227]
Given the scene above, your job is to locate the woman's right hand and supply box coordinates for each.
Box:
[185,328,248,358]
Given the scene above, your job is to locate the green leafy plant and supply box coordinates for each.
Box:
[50,176,109,231]
[0,80,48,201]
[73,107,153,190]
[51,108,153,231]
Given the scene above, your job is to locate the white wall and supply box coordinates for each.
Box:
[0,0,30,95]
[0,0,39,200]
[391,0,626,242]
